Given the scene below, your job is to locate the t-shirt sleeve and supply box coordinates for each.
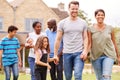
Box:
[0,40,3,50]
[57,20,65,32]
[16,39,20,49]
[87,26,91,32]
[83,21,88,31]
[110,25,114,33]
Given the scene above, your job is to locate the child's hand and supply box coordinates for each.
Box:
[47,63,51,69]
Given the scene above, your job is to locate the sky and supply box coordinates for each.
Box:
[7,0,120,27]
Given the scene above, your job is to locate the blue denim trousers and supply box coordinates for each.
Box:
[91,55,114,80]
[63,52,84,80]
[28,57,36,80]
[4,62,19,80]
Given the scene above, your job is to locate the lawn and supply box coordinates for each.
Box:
[0,72,120,80]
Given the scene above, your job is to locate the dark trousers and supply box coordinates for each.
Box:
[35,69,47,80]
[49,56,63,80]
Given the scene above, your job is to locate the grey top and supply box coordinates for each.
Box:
[88,24,116,60]
[57,17,87,53]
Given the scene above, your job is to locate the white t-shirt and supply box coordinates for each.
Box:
[26,32,46,58]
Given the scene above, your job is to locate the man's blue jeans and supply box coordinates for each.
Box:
[92,55,114,80]
[28,57,36,80]
[4,63,19,80]
[63,52,84,80]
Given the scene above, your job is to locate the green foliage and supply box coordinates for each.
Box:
[78,10,91,26]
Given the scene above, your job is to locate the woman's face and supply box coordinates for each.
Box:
[43,38,48,49]
[95,11,105,24]
[34,23,41,34]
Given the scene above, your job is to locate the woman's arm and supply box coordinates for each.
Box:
[111,30,120,65]
[87,31,92,52]
[111,30,119,58]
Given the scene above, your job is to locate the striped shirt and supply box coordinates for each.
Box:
[0,37,20,66]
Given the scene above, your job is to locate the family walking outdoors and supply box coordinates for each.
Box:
[0,1,120,80]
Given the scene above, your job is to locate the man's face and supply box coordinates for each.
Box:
[69,4,79,18]
[34,23,41,34]
[47,22,53,29]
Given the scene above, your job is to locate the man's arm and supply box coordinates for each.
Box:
[0,50,3,69]
[80,30,88,61]
[54,31,63,61]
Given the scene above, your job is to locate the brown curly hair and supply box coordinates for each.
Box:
[34,35,50,54]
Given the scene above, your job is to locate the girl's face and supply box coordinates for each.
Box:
[43,38,48,49]
[95,11,105,24]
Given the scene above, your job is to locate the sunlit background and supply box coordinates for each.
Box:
[7,0,120,27]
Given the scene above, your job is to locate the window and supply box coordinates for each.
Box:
[25,18,43,32]
[0,17,3,30]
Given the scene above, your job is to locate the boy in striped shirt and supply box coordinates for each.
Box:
[0,25,22,80]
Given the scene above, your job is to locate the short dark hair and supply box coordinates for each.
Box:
[47,19,56,26]
[8,25,18,33]
[68,1,79,8]
[95,9,105,16]
[32,21,41,28]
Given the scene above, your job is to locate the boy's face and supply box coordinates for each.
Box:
[9,30,17,37]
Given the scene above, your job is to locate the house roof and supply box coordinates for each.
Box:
[9,0,24,7]
[51,8,68,20]
[8,0,68,20]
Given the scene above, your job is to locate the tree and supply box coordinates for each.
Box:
[78,10,91,26]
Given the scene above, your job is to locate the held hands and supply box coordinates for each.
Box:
[80,51,88,61]
[54,55,59,64]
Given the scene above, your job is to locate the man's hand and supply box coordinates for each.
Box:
[80,51,88,61]
[54,56,59,64]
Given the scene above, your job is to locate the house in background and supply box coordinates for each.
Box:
[0,0,14,31]
[0,0,68,32]
[0,0,68,68]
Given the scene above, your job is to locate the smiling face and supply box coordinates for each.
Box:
[42,37,48,49]
[95,9,105,24]
[34,22,41,34]
[69,4,79,18]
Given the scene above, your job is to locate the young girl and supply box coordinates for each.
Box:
[34,35,54,80]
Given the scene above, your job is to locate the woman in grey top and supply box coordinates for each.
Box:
[88,9,120,80]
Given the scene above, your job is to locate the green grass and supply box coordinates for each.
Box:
[0,72,120,80]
